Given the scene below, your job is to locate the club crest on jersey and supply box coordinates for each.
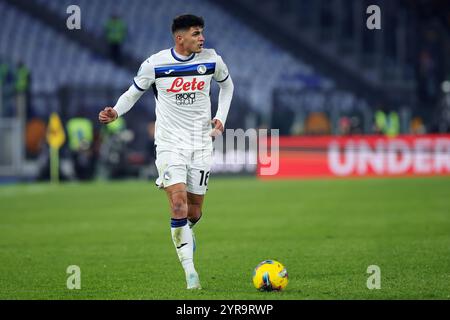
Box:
[197,64,207,75]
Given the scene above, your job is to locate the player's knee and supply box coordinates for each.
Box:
[172,202,187,218]
[171,196,188,218]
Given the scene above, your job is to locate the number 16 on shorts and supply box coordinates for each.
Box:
[199,170,210,186]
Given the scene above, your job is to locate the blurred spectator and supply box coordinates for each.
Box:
[99,117,134,179]
[105,14,127,65]
[338,114,363,136]
[289,112,304,135]
[349,115,363,135]
[433,79,450,133]
[139,120,158,178]
[338,116,351,135]
[25,118,47,159]
[374,107,400,137]
[0,58,14,117]
[304,112,331,135]
[14,61,32,119]
[410,116,426,134]
[14,62,30,94]
[104,116,126,135]
[67,117,96,180]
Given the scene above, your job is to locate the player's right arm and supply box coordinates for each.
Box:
[98,58,155,124]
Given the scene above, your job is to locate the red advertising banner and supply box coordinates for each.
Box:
[257,134,450,179]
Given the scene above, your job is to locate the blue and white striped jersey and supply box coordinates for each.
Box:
[134,48,229,150]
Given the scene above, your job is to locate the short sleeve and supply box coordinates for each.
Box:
[133,58,155,91]
[213,55,229,83]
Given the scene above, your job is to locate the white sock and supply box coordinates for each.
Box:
[171,218,195,275]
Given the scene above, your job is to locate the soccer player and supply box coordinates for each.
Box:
[98,15,234,289]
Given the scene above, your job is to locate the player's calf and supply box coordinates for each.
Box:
[187,210,201,252]
[188,212,201,253]
[188,212,202,228]
[187,192,204,228]
[187,193,203,253]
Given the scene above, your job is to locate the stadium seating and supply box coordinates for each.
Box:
[32,0,322,116]
[0,0,369,133]
[0,2,132,106]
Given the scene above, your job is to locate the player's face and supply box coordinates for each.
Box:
[181,26,205,54]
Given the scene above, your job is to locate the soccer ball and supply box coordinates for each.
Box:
[252,260,288,291]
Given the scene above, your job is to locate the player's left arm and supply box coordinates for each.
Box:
[211,56,234,137]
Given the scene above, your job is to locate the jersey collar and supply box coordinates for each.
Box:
[171,48,195,62]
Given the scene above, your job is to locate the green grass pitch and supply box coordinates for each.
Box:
[0,177,449,299]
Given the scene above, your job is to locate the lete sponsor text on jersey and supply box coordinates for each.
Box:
[167,77,205,93]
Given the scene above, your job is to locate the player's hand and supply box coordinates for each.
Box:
[209,119,224,137]
[99,107,118,124]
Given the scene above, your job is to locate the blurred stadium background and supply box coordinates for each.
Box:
[0,0,449,180]
[0,0,449,299]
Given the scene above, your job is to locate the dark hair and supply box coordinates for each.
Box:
[171,14,204,33]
